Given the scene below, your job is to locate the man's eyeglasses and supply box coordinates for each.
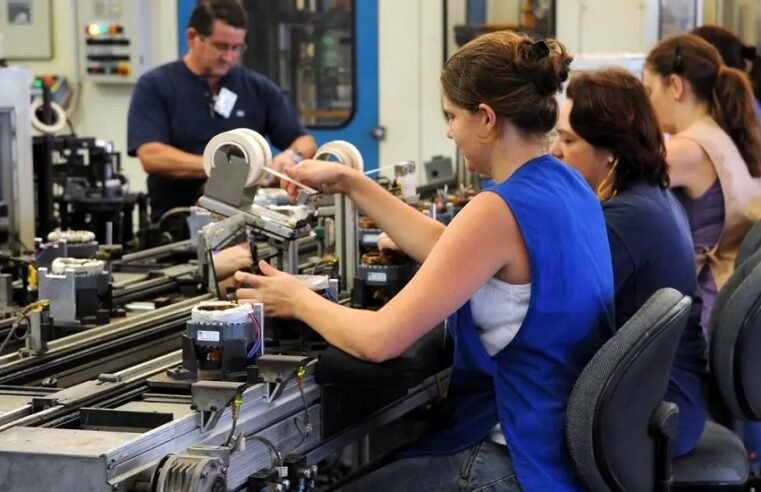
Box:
[201,36,247,55]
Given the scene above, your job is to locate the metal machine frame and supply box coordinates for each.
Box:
[0,67,36,253]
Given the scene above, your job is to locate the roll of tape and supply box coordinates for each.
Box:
[30,98,67,135]
[314,140,364,171]
[202,129,271,188]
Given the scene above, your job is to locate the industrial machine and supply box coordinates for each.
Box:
[32,133,146,248]
[353,214,415,308]
[168,300,264,382]
[0,126,454,491]
[0,67,35,254]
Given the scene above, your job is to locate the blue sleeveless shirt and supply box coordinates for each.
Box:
[409,155,615,491]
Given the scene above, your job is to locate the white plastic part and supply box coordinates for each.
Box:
[30,98,67,135]
[50,257,105,275]
[191,300,253,324]
[47,230,96,244]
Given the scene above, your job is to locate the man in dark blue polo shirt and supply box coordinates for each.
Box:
[127,0,316,223]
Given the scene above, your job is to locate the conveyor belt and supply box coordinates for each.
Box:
[0,294,211,386]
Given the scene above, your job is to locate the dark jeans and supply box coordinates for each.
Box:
[339,440,522,492]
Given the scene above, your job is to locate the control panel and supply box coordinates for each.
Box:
[31,75,71,106]
[76,0,153,83]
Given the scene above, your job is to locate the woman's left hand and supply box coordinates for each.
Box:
[234,261,309,318]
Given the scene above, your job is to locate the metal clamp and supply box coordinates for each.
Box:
[190,381,246,433]
[257,354,313,403]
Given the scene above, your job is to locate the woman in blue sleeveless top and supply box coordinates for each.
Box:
[236,31,615,491]
[550,68,708,457]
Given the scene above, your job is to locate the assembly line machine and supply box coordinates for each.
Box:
[0,126,452,491]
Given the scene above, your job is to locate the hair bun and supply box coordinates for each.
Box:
[742,45,757,60]
[528,39,573,97]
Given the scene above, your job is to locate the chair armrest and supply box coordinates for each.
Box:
[650,401,680,492]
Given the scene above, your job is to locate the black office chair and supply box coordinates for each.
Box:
[566,288,692,492]
[736,221,761,268]
[671,251,761,489]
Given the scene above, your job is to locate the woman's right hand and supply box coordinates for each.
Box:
[283,159,355,200]
[377,232,401,252]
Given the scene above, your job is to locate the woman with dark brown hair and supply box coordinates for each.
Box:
[236,30,615,491]
[692,25,761,109]
[550,67,707,456]
[644,33,761,332]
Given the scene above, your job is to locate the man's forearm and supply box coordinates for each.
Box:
[137,142,206,179]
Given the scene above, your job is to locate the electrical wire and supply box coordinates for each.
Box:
[242,361,314,469]
[323,289,337,303]
[65,118,77,136]
[246,312,262,359]
[286,366,312,455]
[244,434,283,468]
[225,394,243,448]
[225,416,237,448]
[0,302,46,354]
[0,322,18,355]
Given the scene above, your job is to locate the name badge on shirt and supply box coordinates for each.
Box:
[214,87,238,119]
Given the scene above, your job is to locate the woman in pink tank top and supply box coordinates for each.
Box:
[643,33,761,332]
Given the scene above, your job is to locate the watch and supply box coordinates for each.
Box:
[287,148,304,164]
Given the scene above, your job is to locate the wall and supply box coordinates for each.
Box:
[8,0,179,194]
[486,0,520,25]
[557,0,659,55]
[378,0,456,183]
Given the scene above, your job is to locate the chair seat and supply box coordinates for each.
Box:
[673,421,749,485]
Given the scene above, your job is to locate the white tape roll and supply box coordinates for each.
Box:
[30,98,67,135]
[191,301,253,324]
[202,129,271,188]
[51,257,105,275]
[314,140,364,172]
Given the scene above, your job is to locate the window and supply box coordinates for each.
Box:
[243,0,354,128]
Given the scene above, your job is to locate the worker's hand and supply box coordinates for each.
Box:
[265,150,299,187]
[283,159,352,201]
[212,243,253,280]
[234,261,309,318]
[377,232,401,252]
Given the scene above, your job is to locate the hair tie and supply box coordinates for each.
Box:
[741,45,757,60]
[531,40,550,60]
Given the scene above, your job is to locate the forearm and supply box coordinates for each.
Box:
[137,142,206,179]
[342,172,445,263]
[294,290,400,362]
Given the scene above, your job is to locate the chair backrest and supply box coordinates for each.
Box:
[711,248,761,421]
[566,288,691,492]
[735,221,761,269]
